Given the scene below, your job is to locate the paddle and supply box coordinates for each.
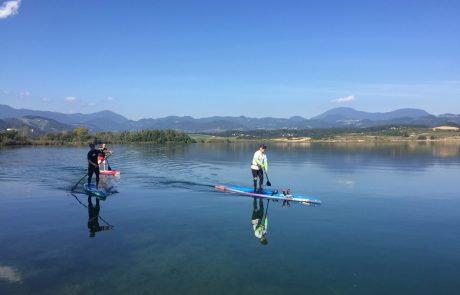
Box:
[104,157,112,171]
[71,173,88,191]
[263,199,270,228]
[70,154,112,191]
[263,167,272,186]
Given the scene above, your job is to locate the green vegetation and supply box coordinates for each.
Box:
[189,134,237,143]
[208,126,460,142]
[2,125,459,146]
[93,129,194,144]
[0,129,30,145]
[0,127,194,146]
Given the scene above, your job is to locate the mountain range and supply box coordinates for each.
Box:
[0,104,459,134]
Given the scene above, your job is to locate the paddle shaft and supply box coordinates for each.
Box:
[263,167,272,186]
[265,199,270,218]
[71,174,88,191]
[102,155,112,171]
[263,199,269,228]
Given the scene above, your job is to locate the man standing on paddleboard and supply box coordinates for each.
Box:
[87,143,101,189]
[251,144,268,192]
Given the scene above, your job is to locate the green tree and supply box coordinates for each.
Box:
[74,127,90,142]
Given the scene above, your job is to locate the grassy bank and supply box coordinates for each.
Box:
[193,127,460,143]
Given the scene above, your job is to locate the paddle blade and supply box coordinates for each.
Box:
[266,180,271,186]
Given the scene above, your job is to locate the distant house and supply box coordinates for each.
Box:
[432,126,459,131]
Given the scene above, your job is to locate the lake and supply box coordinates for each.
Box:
[0,142,459,295]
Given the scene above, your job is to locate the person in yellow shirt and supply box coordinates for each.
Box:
[250,144,268,192]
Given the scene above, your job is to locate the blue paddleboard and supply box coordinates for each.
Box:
[84,183,107,199]
[215,185,321,205]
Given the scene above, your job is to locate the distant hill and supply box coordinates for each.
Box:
[0,116,73,134]
[136,116,311,132]
[0,104,129,132]
[1,104,459,132]
[312,107,431,121]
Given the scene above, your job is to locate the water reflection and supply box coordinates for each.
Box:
[129,142,460,178]
[71,194,114,238]
[251,198,269,245]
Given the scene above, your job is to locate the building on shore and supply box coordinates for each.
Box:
[432,126,459,131]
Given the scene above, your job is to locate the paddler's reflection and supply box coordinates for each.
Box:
[87,196,113,238]
[251,198,269,245]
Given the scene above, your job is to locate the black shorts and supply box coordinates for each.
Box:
[252,169,263,179]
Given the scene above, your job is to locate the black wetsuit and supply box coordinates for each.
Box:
[87,148,102,186]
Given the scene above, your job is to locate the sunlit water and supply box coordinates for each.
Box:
[0,142,459,295]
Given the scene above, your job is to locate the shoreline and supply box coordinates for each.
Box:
[2,133,460,147]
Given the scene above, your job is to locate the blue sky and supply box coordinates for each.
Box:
[1,0,459,119]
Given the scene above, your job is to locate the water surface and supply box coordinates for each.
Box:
[1,142,459,295]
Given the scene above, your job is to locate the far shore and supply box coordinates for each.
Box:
[2,129,460,147]
[271,136,460,143]
[190,133,460,144]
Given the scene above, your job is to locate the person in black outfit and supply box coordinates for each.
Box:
[87,143,101,189]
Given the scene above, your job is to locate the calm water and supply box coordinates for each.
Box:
[0,142,459,295]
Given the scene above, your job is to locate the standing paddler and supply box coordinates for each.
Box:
[98,143,112,172]
[251,144,268,192]
[87,143,102,189]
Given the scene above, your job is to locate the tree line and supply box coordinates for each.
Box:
[0,127,194,146]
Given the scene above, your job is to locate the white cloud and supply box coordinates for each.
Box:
[0,0,21,19]
[42,97,50,102]
[332,95,355,103]
[106,96,114,101]
[0,265,22,283]
[20,90,31,97]
[65,96,77,102]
